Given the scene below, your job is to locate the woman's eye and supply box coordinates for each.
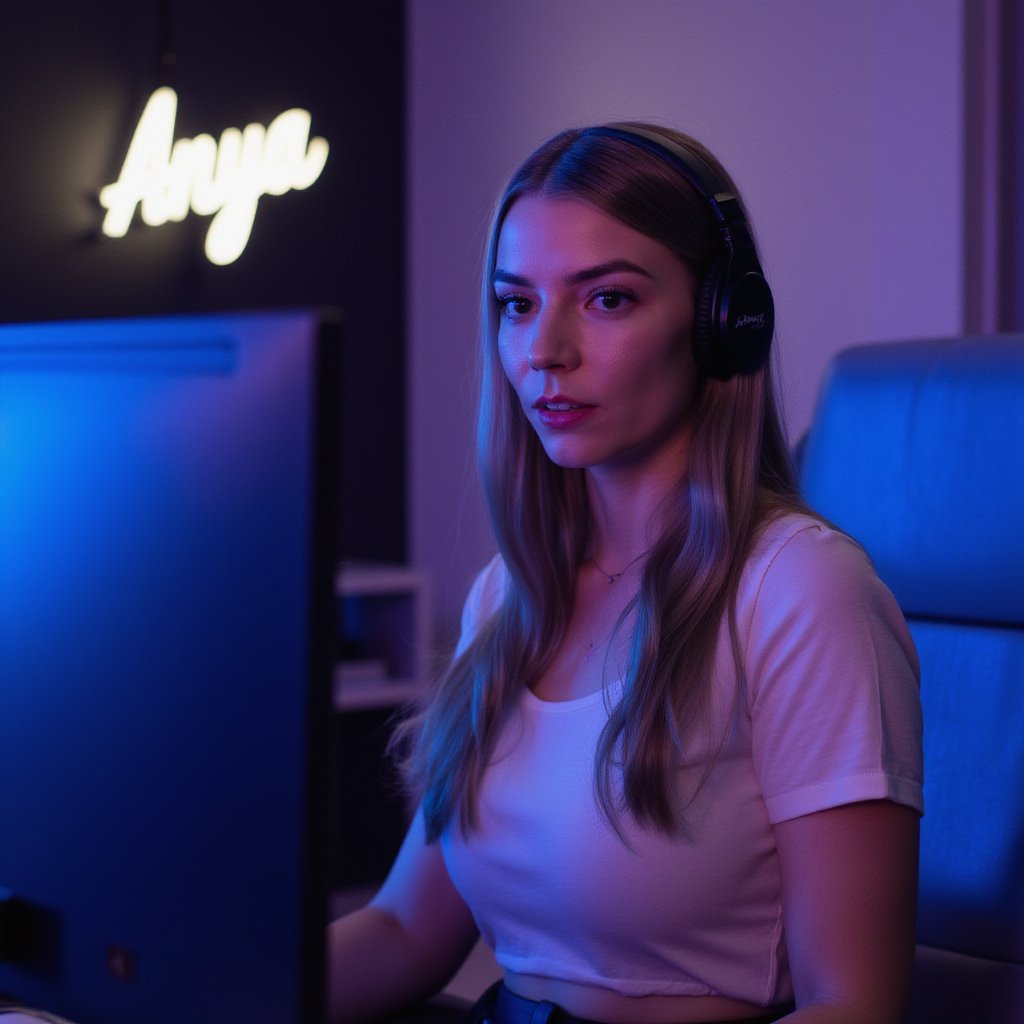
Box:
[588,288,635,312]
[496,294,532,321]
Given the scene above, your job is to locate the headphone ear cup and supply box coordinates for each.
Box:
[693,260,725,380]
[693,256,775,382]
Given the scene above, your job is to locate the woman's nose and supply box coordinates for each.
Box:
[526,307,580,371]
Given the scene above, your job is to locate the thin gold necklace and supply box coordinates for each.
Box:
[582,563,641,663]
[590,549,647,584]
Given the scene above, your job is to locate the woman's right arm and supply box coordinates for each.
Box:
[327,808,481,1023]
[330,557,503,1020]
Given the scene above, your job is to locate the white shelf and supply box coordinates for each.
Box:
[336,562,427,595]
[334,563,431,711]
[333,671,424,712]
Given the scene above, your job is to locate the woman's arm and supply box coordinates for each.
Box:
[773,799,919,1024]
[327,809,481,1023]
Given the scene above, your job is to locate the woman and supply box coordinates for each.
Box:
[330,124,923,1024]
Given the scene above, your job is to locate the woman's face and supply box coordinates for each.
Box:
[494,194,700,478]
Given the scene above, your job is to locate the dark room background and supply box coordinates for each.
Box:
[0,0,406,564]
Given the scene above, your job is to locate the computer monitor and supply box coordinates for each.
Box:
[0,310,340,1024]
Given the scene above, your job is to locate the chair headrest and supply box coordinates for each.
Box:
[799,336,1024,625]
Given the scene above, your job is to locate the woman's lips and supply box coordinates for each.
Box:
[533,394,596,429]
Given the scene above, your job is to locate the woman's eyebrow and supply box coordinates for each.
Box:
[567,259,654,284]
[493,269,531,287]
[493,259,655,288]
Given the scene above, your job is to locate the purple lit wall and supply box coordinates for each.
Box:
[407,0,967,642]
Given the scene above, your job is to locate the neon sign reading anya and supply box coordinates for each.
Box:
[99,87,329,266]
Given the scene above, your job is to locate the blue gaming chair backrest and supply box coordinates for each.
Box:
[799,336,1024,1023]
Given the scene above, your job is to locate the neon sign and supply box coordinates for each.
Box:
[99,88,329,266]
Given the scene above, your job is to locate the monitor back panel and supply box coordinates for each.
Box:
[0,311,336,1024]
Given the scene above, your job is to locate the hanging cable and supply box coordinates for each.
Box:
[156,0,176,83]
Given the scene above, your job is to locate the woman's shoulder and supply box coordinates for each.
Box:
[738,509,915,670]
[747,509,864,577]
[741,509,886,617]
[456,553,509,655]
[738,511,923,822]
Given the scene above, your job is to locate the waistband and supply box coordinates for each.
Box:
[472,982,793,1024]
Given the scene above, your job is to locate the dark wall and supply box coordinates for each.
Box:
[0,0,406,563]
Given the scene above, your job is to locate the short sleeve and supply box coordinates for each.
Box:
[744,522,924,823]
[455,554,508,657]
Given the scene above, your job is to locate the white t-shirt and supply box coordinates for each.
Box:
[441,514,924,1006]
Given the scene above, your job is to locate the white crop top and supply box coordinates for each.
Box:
[441,515,924,1006]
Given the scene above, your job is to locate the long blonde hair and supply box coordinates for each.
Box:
[397,124,806,841]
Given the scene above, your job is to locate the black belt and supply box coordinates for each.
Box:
[472,982,793,1024]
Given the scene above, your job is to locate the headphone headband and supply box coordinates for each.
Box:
[584,124,774,380]
[592,124,734,213]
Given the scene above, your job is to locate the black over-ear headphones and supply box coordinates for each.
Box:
[585,125,774,381]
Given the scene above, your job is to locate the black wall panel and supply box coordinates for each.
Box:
[0,0,406,562]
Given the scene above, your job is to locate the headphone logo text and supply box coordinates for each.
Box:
[734,312,767,331]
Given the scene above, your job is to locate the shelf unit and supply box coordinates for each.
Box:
[334,563,431,711]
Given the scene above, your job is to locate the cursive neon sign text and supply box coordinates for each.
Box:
[99,87,329,265]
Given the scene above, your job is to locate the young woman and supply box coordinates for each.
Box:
[329,124,923,1024]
